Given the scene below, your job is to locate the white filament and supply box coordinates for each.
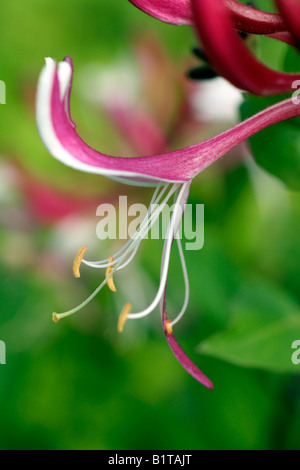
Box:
[127,182,190,320]
[54,182,184,320]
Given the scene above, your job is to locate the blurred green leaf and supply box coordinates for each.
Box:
[284,45,300,73]
[198,280,300,373]
[240,95,300,190]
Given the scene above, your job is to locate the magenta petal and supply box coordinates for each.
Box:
[129,0,193,25]
[226,0,286,35]
[162,295,213,389]
[36,57,188,185]
[275,0,300,50]
[37,57,300,183]
[191,0,300,96]
[266,31,296,48]
[129,0,286,34]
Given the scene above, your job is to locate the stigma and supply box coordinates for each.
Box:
[164,320,173,335]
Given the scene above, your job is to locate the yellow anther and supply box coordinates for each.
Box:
[52,312,59,323]
[73,245,87,278]
[118,302,132,332]
[105,256,117,293]
[164,320,173,335]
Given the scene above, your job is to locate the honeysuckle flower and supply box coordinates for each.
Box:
[129,0,287,35]
[191,0,300,96]
[36,56,300,387]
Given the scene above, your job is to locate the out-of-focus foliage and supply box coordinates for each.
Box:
[0,0,300,450]
[241,93,300,190]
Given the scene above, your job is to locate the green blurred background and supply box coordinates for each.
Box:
[0,0,300,450]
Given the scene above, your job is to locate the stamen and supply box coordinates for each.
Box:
[51,183,184,324]
[73,245,87,278]
[105,256,117,292]
[164,319,173,335]
[118,302,132,332]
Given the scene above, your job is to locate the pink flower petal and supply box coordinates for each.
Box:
[226,0,286,34]
[129,0,286,34]
[36,57,300,184]
[162,293,214,389]
[129,0,192,25]
[266,31,296,47]
[191,0,300,95]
